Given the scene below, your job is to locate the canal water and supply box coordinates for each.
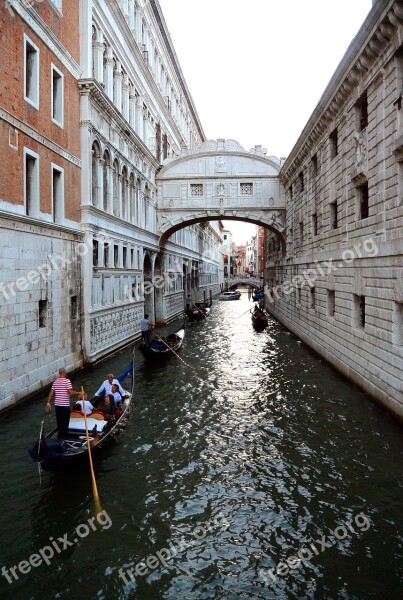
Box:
[0,293,402,600]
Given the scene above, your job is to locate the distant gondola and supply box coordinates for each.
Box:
[138,322,186,359]
[251,305,268,330]
[27,364,133,472]
[185,304,210,321]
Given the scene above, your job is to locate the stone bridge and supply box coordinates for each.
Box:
[225,277,262,289]
[156,139,286,244]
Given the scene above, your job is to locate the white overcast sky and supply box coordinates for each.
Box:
[159,0,373,243]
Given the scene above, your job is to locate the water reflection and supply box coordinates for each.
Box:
[0,292,402,599]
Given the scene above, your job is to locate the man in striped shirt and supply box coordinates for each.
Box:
[46,368,86,439]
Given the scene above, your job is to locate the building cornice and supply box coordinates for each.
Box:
[0,108,81,167]
[0,209,82,238]
[79,78,159,170]
[101,1,190,149]
[10,0,81,79]
[281,0,401,183]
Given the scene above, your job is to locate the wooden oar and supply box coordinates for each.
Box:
[81,386,101,512]
[152,331,191,368]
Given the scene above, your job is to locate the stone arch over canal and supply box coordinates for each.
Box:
[156,139,287,246]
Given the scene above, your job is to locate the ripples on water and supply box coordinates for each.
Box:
[0,293,402,600]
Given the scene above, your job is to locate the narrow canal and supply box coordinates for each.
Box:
[0,293,402,600]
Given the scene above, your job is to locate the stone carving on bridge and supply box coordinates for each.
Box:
[195,139,246,154]
[216,183,225,196]
[215,156,226,172]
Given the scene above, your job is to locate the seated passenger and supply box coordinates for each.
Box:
[98,394,114,417]
[75,399,93,415]
[111,384,123,406]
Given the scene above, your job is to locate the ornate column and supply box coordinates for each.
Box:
[104,48,114,101]
[135,96,143,139]
[122,74,130,122]
[113,62,123,113]
[93,32,104,83]
[129,90,136,129]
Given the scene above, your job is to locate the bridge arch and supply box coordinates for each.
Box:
[156,139,286,246]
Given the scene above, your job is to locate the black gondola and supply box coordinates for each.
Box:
[185,305,210,321]
[138,322,186,359]
[27,364,133,472]
[251,305,268,330]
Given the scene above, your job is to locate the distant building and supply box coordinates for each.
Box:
[221,228,233,277]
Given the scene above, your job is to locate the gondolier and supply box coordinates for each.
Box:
[45,367,86,439]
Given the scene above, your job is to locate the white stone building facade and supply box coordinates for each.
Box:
[265,0,403,422]
[79,0,223,362]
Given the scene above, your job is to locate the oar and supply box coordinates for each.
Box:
[152,331,192,368]
[236,305,256,320]
[81,386,101,512]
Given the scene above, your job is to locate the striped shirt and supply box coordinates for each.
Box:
[52,377,72,407]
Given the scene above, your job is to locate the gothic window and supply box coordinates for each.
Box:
[113,159,119,216]
[91,141,101,206]
[103,151,110,211]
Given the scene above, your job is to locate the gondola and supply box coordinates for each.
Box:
[138,322,186,359]
[186,305,210,321]
[27,364,133,472]
[251,305,269,330]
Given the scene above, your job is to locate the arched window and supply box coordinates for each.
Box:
[144,184,149,228]
[121,166,128,220]
[91,141,101,206]
[113,158,119,216]
[129,173,135,223]
[103,150,110,211]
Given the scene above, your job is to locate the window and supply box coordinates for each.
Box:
[311,154,318,177]
[93,240,99,267]
[299,171,304,192]
[327,290,335,316]
[24,148,39,217]
[312,213,318,236]
[296,286,301,307]
[393,302,403,345]
[130,248,134,267]
[70,296,78,321]
[289,185,293,201]
[299,221,303,243]
[240,183,253,195]
[310,287,315,310]
[51,64,64,127]
[358,182,369,219]
[24,35,39,109]
[329,128,338,158]
[123,246,127,268]
[103,243,109,267]
[51,164,64,224]
[330,201,338,229]
[114,244,119,267]
[190,184,203,197]
[353,294,365,328]
[38,300,47,328]
[356,91,368,131]
[223,234,227,240]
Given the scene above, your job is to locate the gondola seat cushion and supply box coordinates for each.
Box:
[68,417,106,433]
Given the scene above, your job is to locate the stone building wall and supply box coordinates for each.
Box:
[0,1,83,410]
[265,0,403,422]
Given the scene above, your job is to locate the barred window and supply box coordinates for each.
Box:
[240,183,253,195]
[190,184,203,197]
